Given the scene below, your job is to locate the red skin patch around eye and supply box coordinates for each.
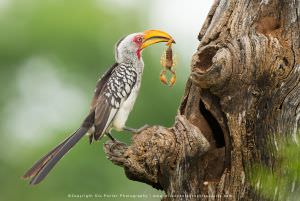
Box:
[133,35,143,60]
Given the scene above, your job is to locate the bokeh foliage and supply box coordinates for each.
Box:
[0,0,185,200]
[250,134,300,200]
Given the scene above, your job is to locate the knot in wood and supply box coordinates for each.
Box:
[190,45,232,92]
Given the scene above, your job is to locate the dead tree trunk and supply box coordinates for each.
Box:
[104,0,300,200]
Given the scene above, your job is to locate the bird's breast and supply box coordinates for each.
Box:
[112,72,142,131]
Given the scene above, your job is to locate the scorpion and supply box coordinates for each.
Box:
[160,39,176,87]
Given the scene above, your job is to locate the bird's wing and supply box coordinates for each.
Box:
[22,63,137,185]
[92,63,138,141]
[22,62,138,185]
[90,62,119,111]
[22,64,119,184]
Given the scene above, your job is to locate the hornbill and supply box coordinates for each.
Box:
[22,30,175,185]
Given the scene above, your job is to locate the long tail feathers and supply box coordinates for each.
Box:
[22,127,88,185]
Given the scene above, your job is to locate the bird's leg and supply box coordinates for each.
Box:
[160,70,168,85]
[123,124,150,134]
[106,131,116,142]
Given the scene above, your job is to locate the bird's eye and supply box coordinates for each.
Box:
[137,37,142,43]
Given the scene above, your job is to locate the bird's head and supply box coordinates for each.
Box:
[115,30,175,62]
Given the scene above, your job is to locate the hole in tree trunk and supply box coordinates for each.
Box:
[198,99,226,182]
[194,46,218,73]
[199,100,225,148]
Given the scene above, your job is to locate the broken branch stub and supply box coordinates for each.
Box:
[104,115,210,190]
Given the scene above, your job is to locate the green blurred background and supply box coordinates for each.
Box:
[0,0,212,200]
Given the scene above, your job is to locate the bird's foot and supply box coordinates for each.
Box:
[124,124,150,134]
[104,140,127,166]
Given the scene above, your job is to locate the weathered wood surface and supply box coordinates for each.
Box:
[105,0,300,200]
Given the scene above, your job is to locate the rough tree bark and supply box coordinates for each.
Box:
[104,0,300,200]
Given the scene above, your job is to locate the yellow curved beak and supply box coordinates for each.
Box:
[141,30,175,50]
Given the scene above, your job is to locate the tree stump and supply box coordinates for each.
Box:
[104,0,300,200]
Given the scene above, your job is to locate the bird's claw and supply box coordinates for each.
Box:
[104,140,127,166]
